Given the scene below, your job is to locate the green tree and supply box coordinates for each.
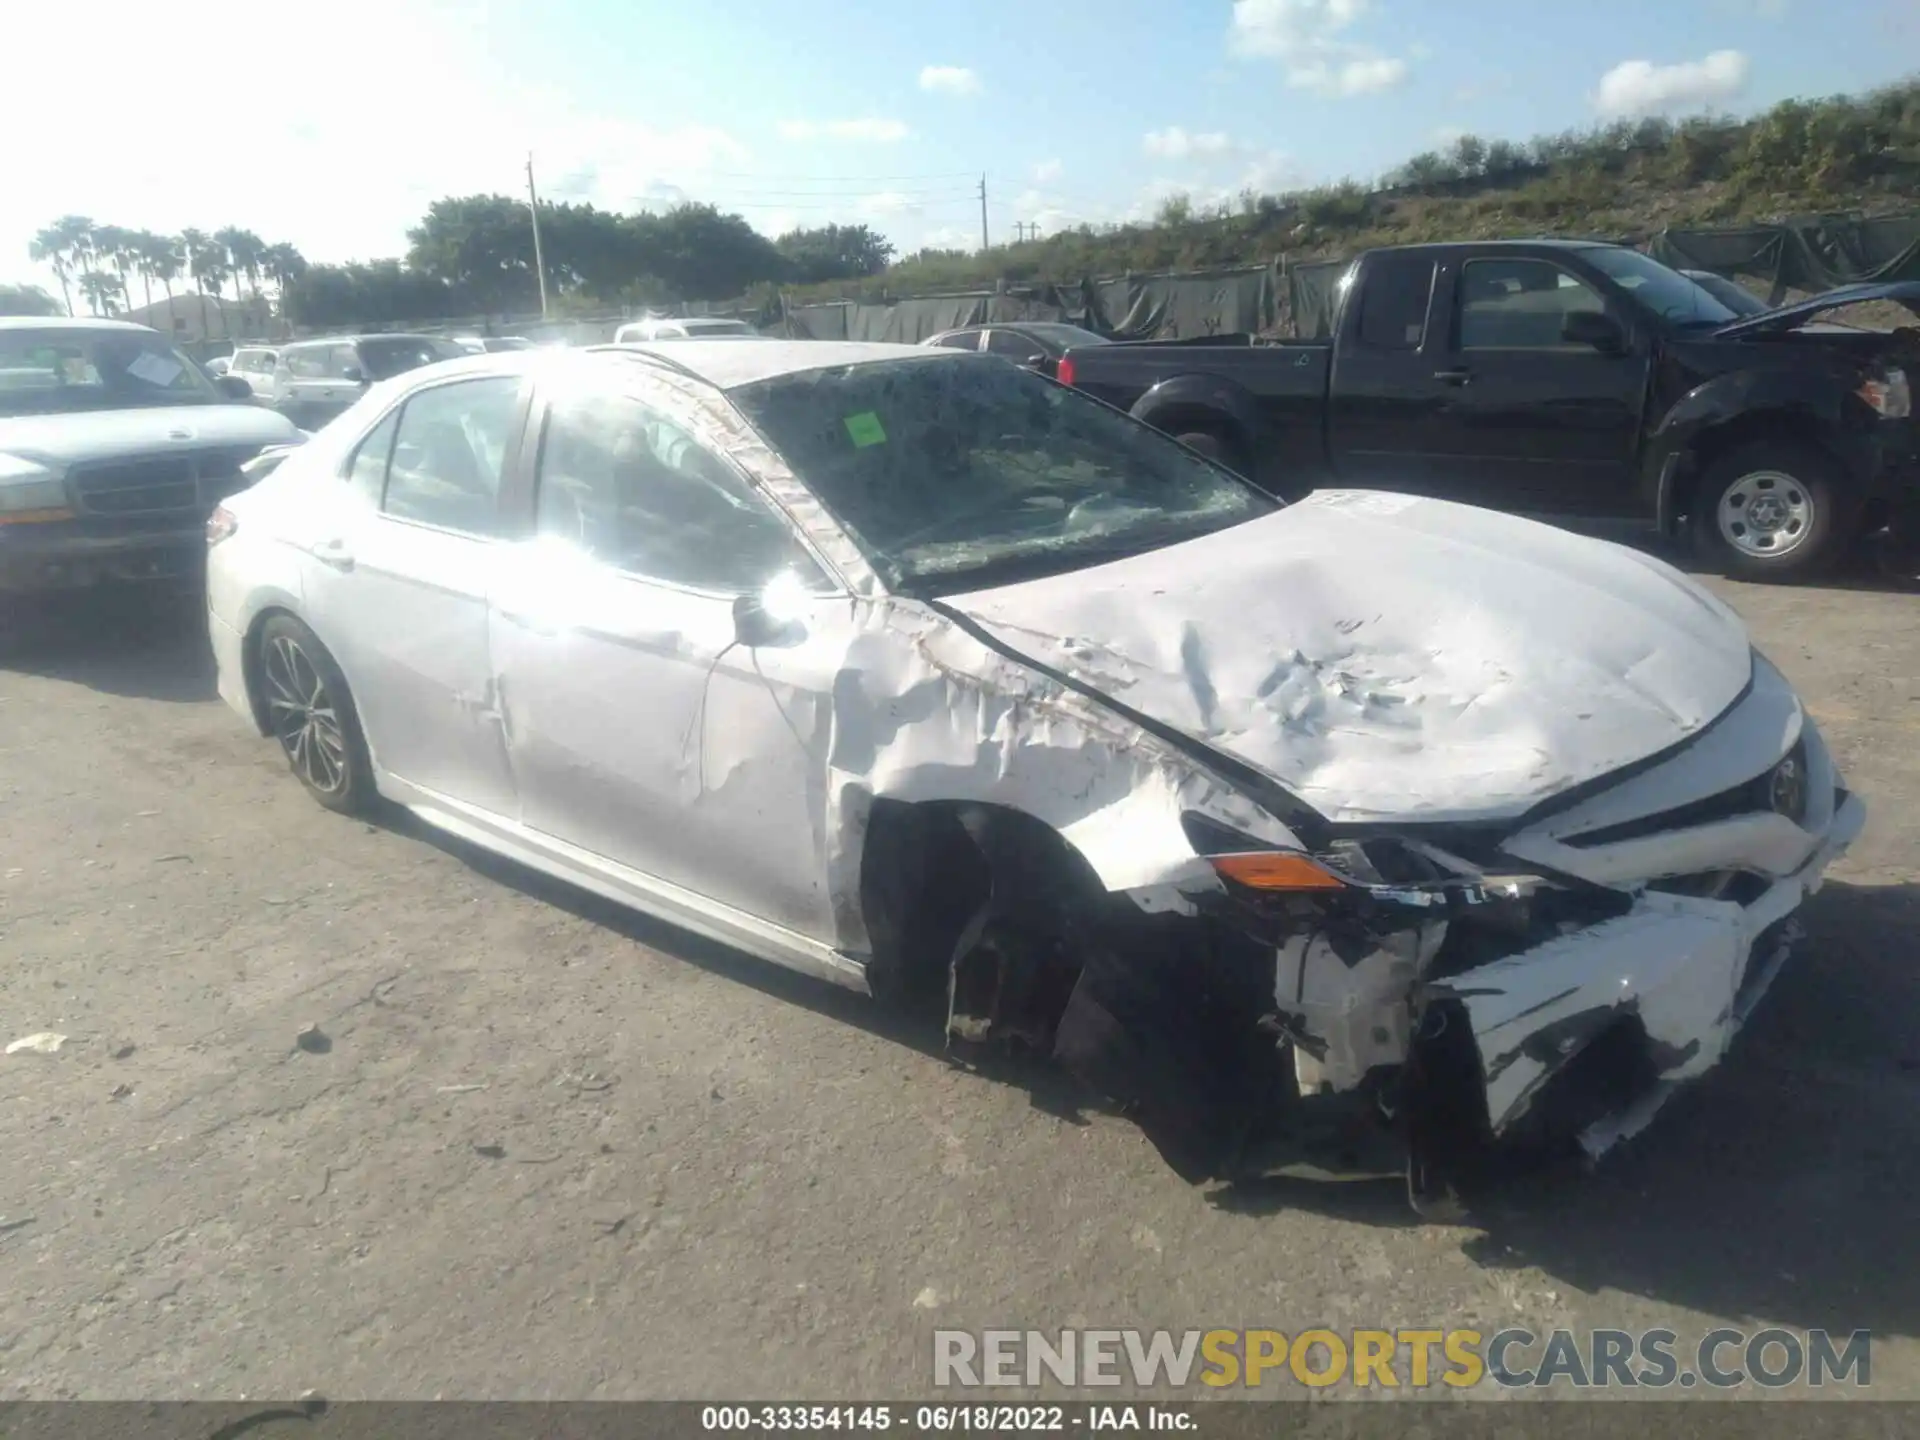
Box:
[0,282,62,317]
[28,215,95,315]
[77,270,120,316]
[217,226,268,301]
[143,234,185,336]
[91,224,138,312]
[775,223,896,284]
[180,228,229,336]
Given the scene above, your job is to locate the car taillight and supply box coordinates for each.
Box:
[1859,367,1911,418]
[206,505,238,545]
[1056,355,1077,387]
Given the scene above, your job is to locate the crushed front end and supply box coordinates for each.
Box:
[939,652,1865,1212]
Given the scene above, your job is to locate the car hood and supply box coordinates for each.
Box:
[944,491,1754,825]
[1710,279,1920,339]
[0,404,300,469]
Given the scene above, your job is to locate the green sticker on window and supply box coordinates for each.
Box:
[844,411,887,448]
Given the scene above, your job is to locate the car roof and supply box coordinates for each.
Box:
[404,340,954,393]
[609,339,942,389]
[0,315,160,334]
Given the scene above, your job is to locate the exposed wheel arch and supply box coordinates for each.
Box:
[1670,409,1844,527]
[1138,403,1255,477]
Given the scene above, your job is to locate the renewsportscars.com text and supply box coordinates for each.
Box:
[932,1327,1872,1391]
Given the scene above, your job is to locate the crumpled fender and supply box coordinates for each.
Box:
[819,597,1302,955]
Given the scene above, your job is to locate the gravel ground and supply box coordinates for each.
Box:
[0,554,1916,1401]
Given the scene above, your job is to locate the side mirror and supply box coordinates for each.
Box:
[214,374,253,401]
[1023,353,1048,369]
[342,365,367,385]
[1563,310,1626,354]
[732,590,805,649]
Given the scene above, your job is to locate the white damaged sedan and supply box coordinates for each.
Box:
[205,341,1865,1209]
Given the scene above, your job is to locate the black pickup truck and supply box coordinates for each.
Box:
[1056,240,1920,578]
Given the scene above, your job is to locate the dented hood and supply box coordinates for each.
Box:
[1709,279,1920,339]
[945,491,1753,824]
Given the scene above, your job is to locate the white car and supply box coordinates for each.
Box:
[226,344,282,399]
[204,341,1864,1207]
[612,316,755,343]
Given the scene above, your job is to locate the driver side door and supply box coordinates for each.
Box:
[488,376,855,946]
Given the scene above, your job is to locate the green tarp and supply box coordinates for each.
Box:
[1649,213,1920,304]
[765,266,1285,344]
[742,211,1920,345]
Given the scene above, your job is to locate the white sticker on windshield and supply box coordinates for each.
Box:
[126,351,183,388]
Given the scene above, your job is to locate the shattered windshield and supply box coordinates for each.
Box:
[1580,246,1739,326]
[0,327,223,416]
[730,353,1275,595]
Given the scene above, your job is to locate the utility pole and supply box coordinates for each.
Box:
[526,152,551,320]
[1013,221,1027,243]
[978,172,989,252]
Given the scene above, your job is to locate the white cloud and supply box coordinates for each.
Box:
[777,117,911,143]
[861,192,923,217]
[1594,50,1750,118]
[1227,0,1410,96]
[1431,125,1469,147]
[1033,158,1064,183]
[1143,127,1235,159]
[918,65,981,96]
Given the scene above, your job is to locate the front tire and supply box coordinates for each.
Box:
[1692,441,1855,581]
[257,614,375,814]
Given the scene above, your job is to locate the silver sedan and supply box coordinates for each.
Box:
[204,340,1864,1209]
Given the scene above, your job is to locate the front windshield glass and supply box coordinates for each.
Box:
[1684,272,1771,317]
[1581,246,1739,325]
[0,326,222,416]
[729,353,1276,596]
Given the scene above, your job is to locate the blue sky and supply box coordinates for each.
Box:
[7,0,1918,293]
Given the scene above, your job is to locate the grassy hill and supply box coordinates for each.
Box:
[782,78,1920,304]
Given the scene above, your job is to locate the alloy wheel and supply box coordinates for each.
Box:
[263,634,348,795]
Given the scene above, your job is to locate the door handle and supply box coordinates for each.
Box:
[1433,368,1472,386]
[310,538,355,571]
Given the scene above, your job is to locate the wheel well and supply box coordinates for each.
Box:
[238,606,301,735]
[856,798,1104,1010]
[1673,411,1841,523]
[1145,405,1251,465]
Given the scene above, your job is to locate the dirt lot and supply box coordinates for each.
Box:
[1,550,1917,1401]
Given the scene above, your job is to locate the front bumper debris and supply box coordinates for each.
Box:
[1430,791,1865,1162]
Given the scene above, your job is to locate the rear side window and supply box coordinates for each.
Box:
[929,332,980,351]
[286,346,328,378]
[1354,255,1435,350]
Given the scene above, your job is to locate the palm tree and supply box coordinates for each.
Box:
[129,229,169,314]
[77,270,120,316]
[146,234,184,336]
[92,224,137,314]
[262,242,308,304]
[28,215,95,315]
[179,227,227,339]
[218,227,267,300]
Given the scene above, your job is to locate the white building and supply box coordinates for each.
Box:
[121,293,277,343]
